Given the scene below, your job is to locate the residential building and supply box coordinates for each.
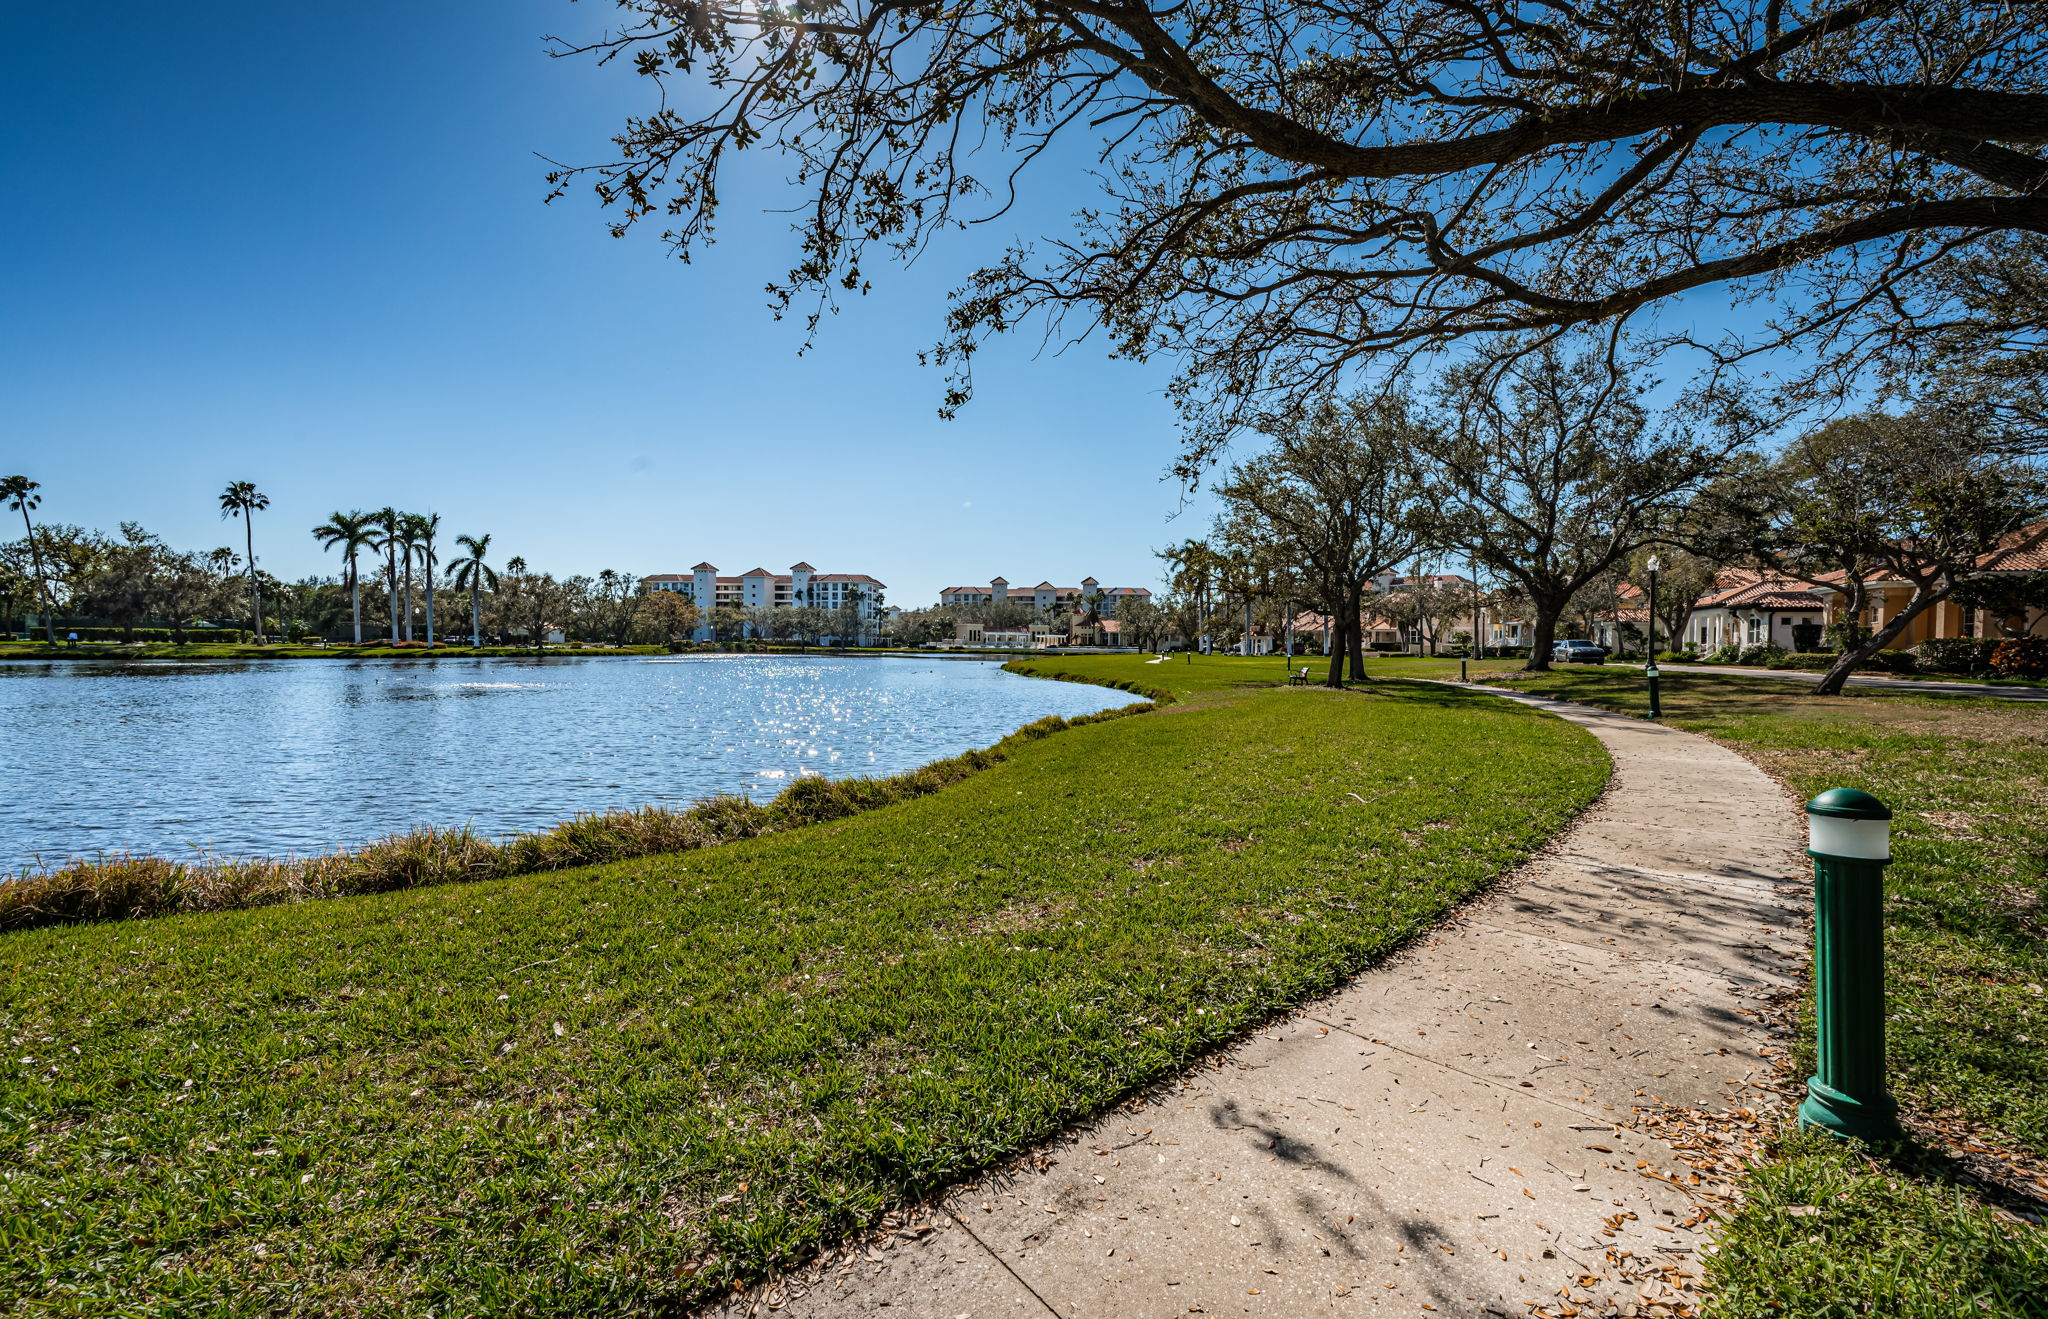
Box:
[1288,573,1479,655]
[1682,571,1829,652]
[640,562,886,642]
[947,621,1068,650]
[938,576,1152,615]
[1809,519,2048,646]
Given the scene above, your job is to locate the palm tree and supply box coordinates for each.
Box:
[395,513,424,643]
[311,510,373,643]
[448,533,497,649]
[503,555,528,648]
[1079,588,1108,646]
[414,512,442,648]
[367,508,402,642]
[218,481,270,643]
[1,476,57,645]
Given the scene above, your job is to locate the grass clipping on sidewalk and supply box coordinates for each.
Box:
[1,657,1603,1316]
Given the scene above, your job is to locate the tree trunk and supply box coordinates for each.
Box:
[20,511,56,646]
[1815,588,1937,695]
[387,551,400,642]
[244,513,263,644]
[1524,606,1562,672]
[349,558,363,644]
[424,563,436,648]
[1339,583,1365,681]
[402,555,415,642]
[471,584,481,651]
[1323,614,1347,687]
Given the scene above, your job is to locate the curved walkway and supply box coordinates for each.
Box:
[718,687,1806,1318]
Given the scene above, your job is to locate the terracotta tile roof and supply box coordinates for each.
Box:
[640,574,688,583]
[691,562,717,571]
[814,574,885,586]
[1979,520,2048,572]
[1790,519,2048,590]
[1696,576,1826,610]
[789,561,817,572]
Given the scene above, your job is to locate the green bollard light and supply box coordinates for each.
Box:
[1798,788,1903,1143]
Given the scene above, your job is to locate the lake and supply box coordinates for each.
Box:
[0,654,1143,871]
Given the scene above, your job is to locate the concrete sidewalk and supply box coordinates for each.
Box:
[719,689,1806,1318]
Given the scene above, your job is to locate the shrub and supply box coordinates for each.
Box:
[1911,638,1997,674]
[1766,652,1839,671]
[1823,621,1867,653]
[1991,637,2048,680]
[1861,649,1918,674]
[1704,643,1742,664]
[1737,642,1788,666]
[21,627,246,644]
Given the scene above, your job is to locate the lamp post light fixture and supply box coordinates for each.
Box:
[1644,554,1663,720]
[1798,787,1903,1143]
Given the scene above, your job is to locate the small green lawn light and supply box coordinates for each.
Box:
[1644,554,1663,719]
[1798,787,1904,1143]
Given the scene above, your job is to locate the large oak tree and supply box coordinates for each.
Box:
[557,0,2048,458]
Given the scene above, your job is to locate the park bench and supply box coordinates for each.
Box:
[1287,665,1310,686]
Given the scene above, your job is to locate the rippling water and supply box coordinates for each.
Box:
[0,655,1142,868]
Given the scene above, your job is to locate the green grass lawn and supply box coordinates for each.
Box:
[1491,667,2048,1316]
[0,655,1604,1316]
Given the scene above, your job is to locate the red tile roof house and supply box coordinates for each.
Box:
[1677,569,1831,653]
[1798,518,2048,648]
[1287,573,1481,655]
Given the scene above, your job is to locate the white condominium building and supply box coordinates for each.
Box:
[641,562,886,641]
[937,576,1152,615]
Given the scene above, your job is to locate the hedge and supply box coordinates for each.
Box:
[9,627,247,644]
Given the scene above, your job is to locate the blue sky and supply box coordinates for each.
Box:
[1,2,1208,606]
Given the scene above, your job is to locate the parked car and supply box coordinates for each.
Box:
[1551,639,1608,664]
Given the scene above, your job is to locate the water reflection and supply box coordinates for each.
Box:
[0,655,1139,868]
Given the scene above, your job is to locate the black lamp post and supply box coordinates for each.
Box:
[1645,555,1663,720]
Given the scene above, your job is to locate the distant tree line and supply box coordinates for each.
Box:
[0,479,680,650]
